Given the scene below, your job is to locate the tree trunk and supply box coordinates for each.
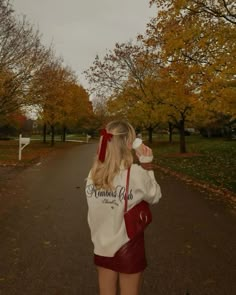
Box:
[51,125,55,146]
[226,126,232,140]
[207,128,211,138]
[147,126,153,143]
[168,122,173,143]
[43,124,47,143]
[62,125,66,142]
[179,120,186,153]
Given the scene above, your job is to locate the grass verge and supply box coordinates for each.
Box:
[149,135,236,194]
[0,140,82,166]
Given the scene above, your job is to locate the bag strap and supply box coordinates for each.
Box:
[124,167,131,213]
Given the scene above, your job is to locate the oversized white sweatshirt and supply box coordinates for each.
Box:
[85,164,162,257]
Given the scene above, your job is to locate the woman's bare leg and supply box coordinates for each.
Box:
[97,266,118,295]
[119,272,143,295]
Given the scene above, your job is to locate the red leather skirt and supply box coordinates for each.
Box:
[94,232,147,274]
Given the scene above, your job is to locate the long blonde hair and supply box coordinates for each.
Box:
[90,120,136,189]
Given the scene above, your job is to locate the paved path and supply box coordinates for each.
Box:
[0,143,235,295]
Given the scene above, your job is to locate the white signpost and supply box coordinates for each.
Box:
[86,134,91,143]
[19,134,30,160]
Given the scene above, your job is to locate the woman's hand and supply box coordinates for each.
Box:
[135,144,154,165]
[135,144,153,158]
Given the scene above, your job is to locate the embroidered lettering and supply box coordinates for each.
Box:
[102,199,119,206]
[86,184,133,202]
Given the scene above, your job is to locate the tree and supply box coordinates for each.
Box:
[85,0,235,150]
[0,0,50,117]
[107,77,167,142]
[30,56,92,145]
[85,42,165,142]
[59,82,92,142]
[0,110,27,137]
[29,58,68,145]
[143,0,236,149]
[150,0,236,25]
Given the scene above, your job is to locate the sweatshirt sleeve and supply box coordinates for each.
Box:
[131,165,162,205]
[143,170,162,204]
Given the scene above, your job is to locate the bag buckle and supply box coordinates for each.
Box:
[139,211,148,223]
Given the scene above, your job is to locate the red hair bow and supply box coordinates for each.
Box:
[99,129,113,162]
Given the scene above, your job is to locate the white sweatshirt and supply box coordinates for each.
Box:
[85,164,162,257]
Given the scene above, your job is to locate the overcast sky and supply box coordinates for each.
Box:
[12,0,156,89]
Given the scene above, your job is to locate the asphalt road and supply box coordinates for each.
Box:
[0,143,235,295]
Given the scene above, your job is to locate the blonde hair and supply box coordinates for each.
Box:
[90,120,136,190]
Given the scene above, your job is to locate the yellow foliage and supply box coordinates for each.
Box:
[30,63,91,127]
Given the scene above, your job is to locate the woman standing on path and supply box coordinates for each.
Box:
[85,120,162,295]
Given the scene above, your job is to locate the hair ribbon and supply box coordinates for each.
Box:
[99,129,113,162]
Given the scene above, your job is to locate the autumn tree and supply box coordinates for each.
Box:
[148,0,235,113]
[85,0,235,149]
[60,82,92,142]
[29,58,68,145]
[0,0,50,118]
[139,0,236,149]
[0,110,27,137]
[30,56,92,145]
[85,42,166,142]
[107,75,168,142]
[87,95,109,131]
[150,0,236,25]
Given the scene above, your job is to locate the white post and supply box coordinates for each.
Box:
[86,134,91,143]
[19,134,22,161]
[19,134,30,160]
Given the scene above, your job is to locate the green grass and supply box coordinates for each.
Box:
[148,135,236,193]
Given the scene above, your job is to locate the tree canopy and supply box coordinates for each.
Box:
[85,0,235,151]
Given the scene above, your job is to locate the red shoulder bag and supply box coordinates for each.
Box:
[124,167,152,239]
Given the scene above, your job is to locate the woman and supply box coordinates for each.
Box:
[85,120,162,295]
